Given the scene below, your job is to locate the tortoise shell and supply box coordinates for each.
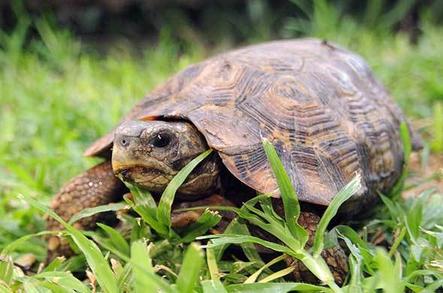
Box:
[85,39,415,208]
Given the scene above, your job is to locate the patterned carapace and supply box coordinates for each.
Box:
[84,39,417,210]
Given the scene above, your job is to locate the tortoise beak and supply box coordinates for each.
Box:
[112,122,145,177]
[111,147,135,180]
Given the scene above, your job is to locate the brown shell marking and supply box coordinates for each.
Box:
[85,39,411,208]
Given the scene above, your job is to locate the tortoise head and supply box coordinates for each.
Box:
[112,120,220,197]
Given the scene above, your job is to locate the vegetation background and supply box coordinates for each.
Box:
[0,0,442,292]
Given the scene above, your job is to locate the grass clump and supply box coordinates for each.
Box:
[201,140,362,292]
[1,140,441,292]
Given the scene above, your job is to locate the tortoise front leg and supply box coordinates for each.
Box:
[46,161,126,259]
[171,194,235,230]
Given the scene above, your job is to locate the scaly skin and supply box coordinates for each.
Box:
[46,161,125,259]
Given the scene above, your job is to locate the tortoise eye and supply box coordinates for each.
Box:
[151,132,172,148]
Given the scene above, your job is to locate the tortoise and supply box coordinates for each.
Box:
[47,38,421,283]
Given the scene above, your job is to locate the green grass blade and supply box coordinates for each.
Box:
[205,234,292,256]
[116,263,133,292]
[0,258,14,286]
[388,227,406,257]
[258,266,295,283]
[400,122,412,163]
[19,194,119,293]
[206,245,220,281]
[69,202,127,224]
[97,223,130,257]
[379,194,403,220]
[35,271,90,293]
[125,183,157,209]
[244,254,286,284]
[201,280,227,293]
[214,219,265,265]
[335,226,375,273]
[239,200,305,253]
[391,122,412,197]
[130,240,173,293]
[404,196,425,242]
[226,282,331,292]
[335,225,371,251]
[345,254,363,292]
[180,209,221,243]
[43,257,67,272]
[176,243,203,293]
[0,283,11,293]
[374,248,405,293]
[1,231,54,255]
[90,234,131,262]
[424,279,443,292]
[298,252,335,286]
[312,174,361,256]
[431,102,443,152]
[157,149,213,232]
[262,140,308,246]
[124,191,169,236]
[259,197,285,225]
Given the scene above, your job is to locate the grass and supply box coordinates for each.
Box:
[0,11,443,292]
